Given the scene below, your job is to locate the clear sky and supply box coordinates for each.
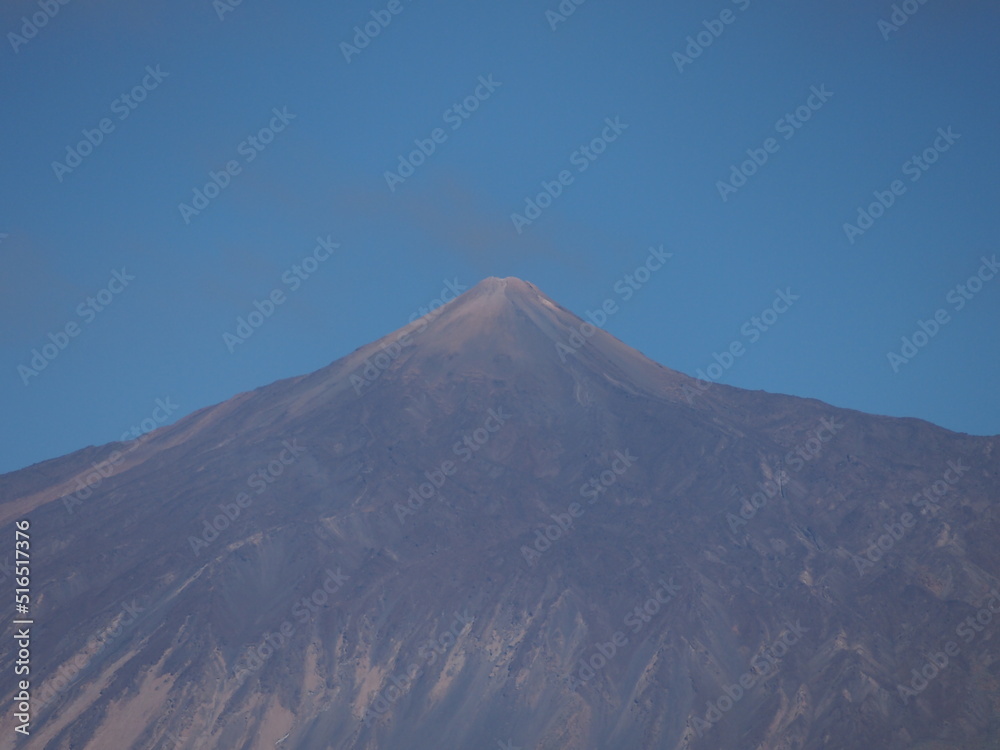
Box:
[1,0,998,474]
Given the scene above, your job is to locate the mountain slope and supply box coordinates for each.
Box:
[1,277,998,750]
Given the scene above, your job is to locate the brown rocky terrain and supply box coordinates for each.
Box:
[1,276,998,749]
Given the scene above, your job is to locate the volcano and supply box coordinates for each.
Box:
[1,276,998,750]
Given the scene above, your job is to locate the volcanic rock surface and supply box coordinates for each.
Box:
[1,276,998,749]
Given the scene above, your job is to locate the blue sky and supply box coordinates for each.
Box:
[1,0,998,474]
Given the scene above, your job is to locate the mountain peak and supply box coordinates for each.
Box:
[464,275,550,304]
[4,275,998,750]
[323,274,698,410]
[476,275,525,287]
[476,275,533,286]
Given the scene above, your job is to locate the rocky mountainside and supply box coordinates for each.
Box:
[1,276,998,750]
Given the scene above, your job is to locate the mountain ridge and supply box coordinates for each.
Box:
[1,276,997,750]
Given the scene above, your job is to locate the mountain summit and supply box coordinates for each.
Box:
[1,278,998,750]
